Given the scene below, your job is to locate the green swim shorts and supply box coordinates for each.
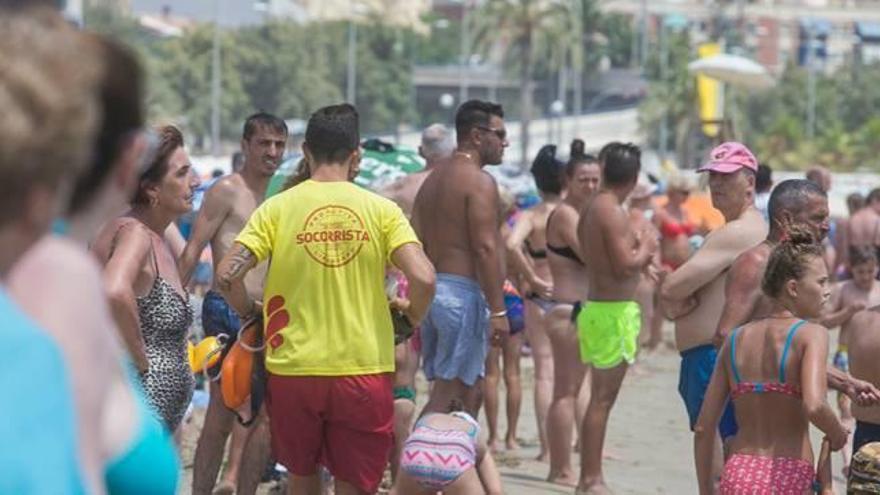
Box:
[576,301,640,369]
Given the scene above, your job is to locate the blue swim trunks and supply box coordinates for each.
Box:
[678,344,738,439]
[421,273,489,386]
[201,290,241,339]
[192,261,212,285]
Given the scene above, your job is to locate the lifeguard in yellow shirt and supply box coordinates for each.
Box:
[216,104,436,495]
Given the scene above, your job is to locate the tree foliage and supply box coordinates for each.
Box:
[639,25,880,172]
[638,29,696,160]
[467,0,635,168]
[740,62,880,171]
[470,0,572,168]
[85,6,418,151]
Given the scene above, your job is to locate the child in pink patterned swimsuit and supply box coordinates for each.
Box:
[695,229,848,494]
[392,401,502,494]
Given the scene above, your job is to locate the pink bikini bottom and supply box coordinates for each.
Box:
[720,453,815,494]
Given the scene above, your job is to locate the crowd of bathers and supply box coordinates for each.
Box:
[8,5,880,495]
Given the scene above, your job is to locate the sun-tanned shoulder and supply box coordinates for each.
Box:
[113,217,152,242]
[205,173,244,200]
[731,243,771,272]
[849,309,880,328]
[795,321,829,343]
[590,193,623,222]
[466,169,497,194]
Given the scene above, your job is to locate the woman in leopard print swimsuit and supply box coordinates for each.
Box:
[93,125,200,432]
[136,237,194,430]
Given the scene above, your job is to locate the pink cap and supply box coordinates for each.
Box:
[698,142,758,174]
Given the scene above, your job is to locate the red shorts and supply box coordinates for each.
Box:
[266,373,393,493]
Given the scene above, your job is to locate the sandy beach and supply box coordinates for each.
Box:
[177,323,847,494]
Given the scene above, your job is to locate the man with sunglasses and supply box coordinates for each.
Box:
[180,112,288,495]
[412,100,510,417]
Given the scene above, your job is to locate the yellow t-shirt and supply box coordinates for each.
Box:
[235,179,420,376]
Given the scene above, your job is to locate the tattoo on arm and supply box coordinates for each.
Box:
[217,244,257,292]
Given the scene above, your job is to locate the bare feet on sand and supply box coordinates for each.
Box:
[602,448,622,461]
[505,436,519,451]
[488,438,501,454]
[546,470,578,487]
[534,450,549,462]
[575,480,613,495]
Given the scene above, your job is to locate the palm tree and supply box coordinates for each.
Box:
[471,0,571,169]
[571,0,605,116]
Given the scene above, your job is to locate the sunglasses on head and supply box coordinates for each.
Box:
[477,125,506,141]
[136,128,161,176]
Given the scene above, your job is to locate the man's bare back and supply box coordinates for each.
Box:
[712,242,776,346]
[572,142,654,493]
[848,310,880,424]
[381,170,432,218]
[383,124,453,218]
[849,207,880,248]
[580,192,648,300]
[413,155,499,280]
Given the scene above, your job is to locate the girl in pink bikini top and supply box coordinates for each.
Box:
[694,228,848,495]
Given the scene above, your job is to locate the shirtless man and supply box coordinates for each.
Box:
[713,179,880,400]
[713,179,830,344]
[412,100,510,416]
[834,193,865,273]
[845,306,880,458]
[628,183,662,349]
[379,124,453,479]
[660,142,768,477]
[806,166,832,194]
[806,166,837,275]
[179,113,288,495]
[379,123,453,216]
[847,188,880,250]
[576,142,657,494]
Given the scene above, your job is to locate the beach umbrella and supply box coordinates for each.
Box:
[265,155,303,197]
[354,139,425,191]
[265,140,425,197]
[687,54,775,90]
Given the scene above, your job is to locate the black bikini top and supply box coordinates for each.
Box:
[545,209,584,265]
[547,243,583,264]
[524,239,548,259]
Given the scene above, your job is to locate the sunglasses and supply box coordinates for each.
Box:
[477,125,507,141]
[136,128,161,176]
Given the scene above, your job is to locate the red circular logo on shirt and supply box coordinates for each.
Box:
[296,205,370,267]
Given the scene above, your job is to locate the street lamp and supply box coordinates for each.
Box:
[550,99,565,144]
[210,0,222,156]
[805,25,818,140]
[452,0,472,104]
[439,93,455,124]
[347,1,369,105]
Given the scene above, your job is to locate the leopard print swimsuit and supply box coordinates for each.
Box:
[136,240,194,432]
